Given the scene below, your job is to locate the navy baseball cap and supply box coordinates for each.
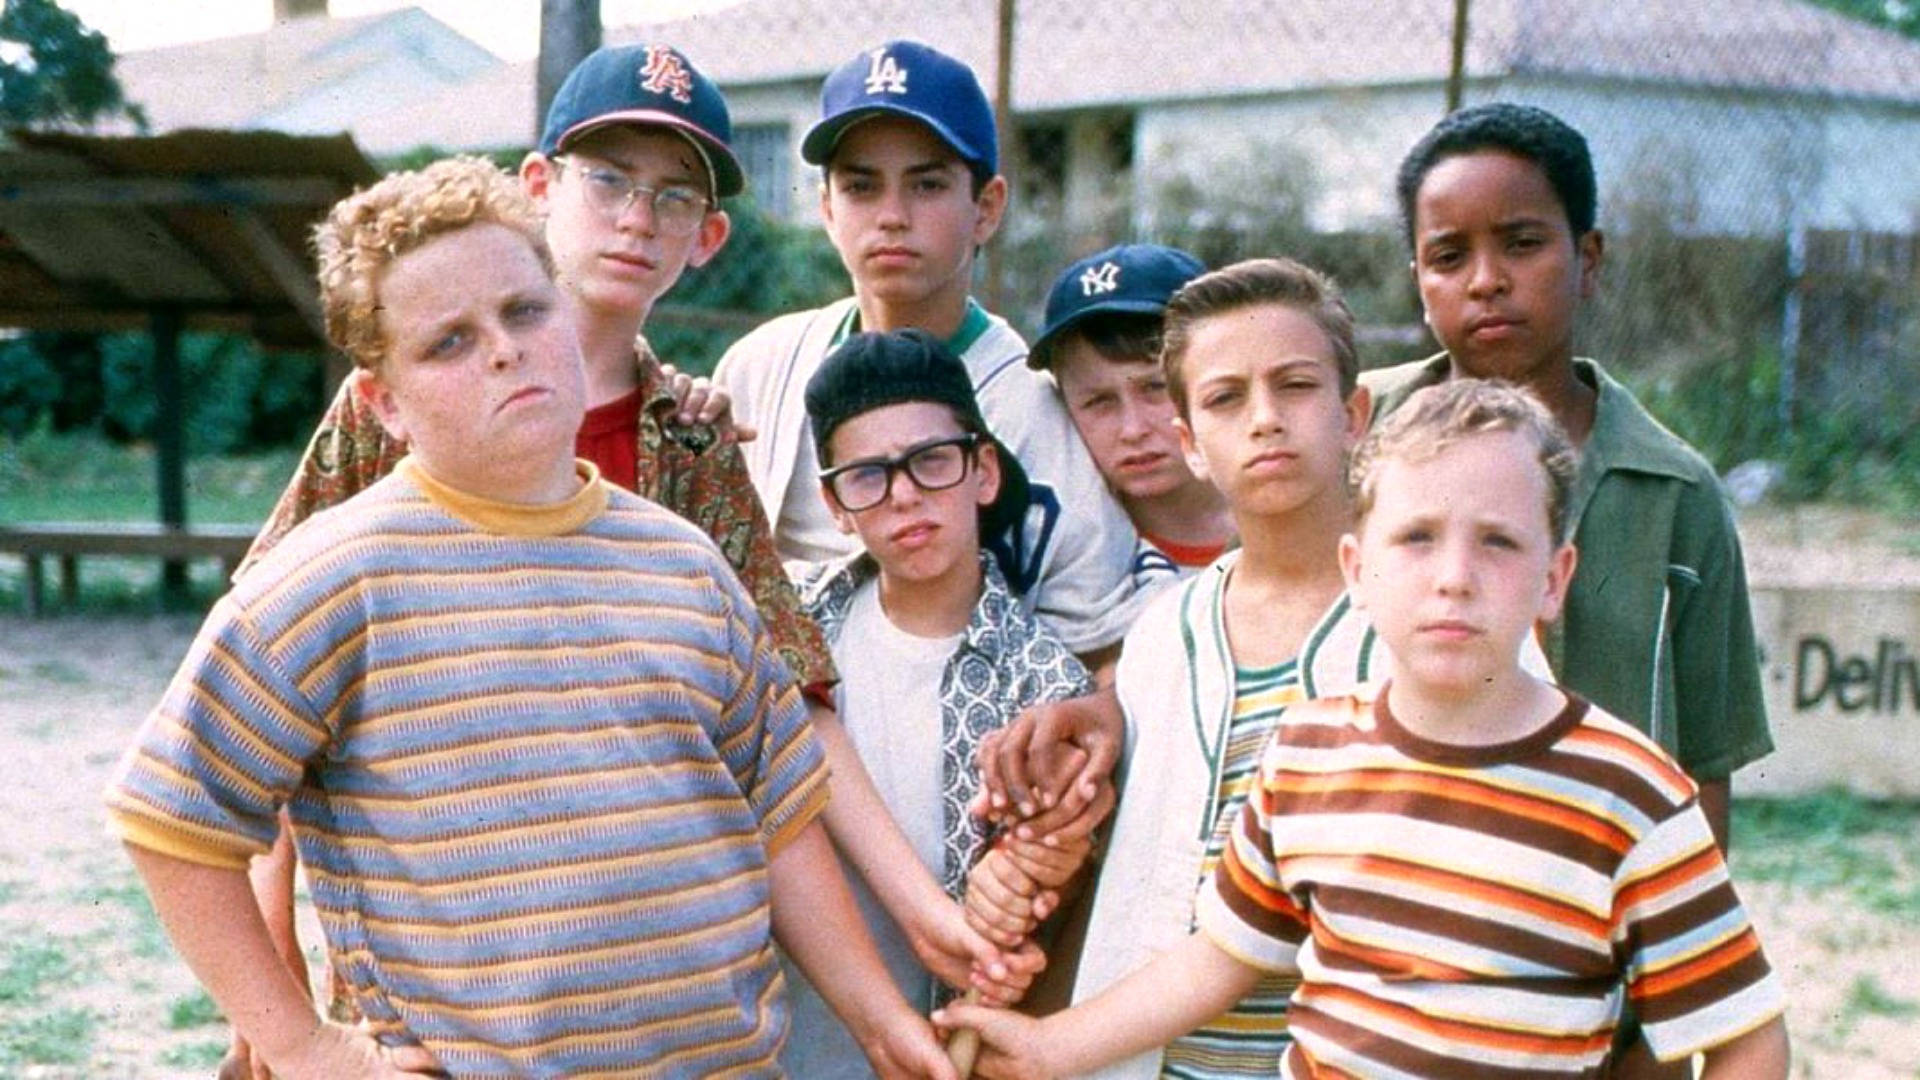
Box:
[801,40,998,176]
[539,43,745,200]
[1028,244,1206,369]
[806,329,1031,542]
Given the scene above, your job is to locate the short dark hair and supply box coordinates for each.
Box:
[1395,103,1597,249]
[1031,310,1164,372]
[1160,258,1358,417]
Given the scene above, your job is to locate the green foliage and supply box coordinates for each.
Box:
[0,331,325,452]
[0,0,144,129]
[166,989,223,1030]
[0,936,74,1004]
[1806,0,1920,37]
[646,200,849,375]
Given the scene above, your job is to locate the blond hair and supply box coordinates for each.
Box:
[1350,379,1578,542]
[1159,257,1358,417]
[314,156,549,368]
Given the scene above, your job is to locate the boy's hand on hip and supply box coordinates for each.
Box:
[277,1022,445,1080]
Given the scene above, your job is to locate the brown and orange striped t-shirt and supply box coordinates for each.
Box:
[1198,685,1783,1076]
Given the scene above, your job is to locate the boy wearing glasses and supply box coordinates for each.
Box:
[782,329,1098,1076]
[715,40,1144,671]
[224,44,845,1077]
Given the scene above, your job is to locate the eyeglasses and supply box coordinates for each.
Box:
[820,434,980,513]
[555,157,710,235]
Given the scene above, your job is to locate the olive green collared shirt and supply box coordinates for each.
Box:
[1363,355,1774,780]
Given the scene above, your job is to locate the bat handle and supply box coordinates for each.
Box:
[945,987,984,1078]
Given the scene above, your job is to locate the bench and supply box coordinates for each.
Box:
[0,522,260,614]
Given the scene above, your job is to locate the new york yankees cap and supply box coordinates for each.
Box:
[539,43,745,199]
[805,328,1032,542]
[801,40,998,176]
[1028,244,1207,369]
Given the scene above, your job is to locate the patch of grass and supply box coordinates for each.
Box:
[167,988,224,1029]
[1730,790,1920,921]
[25,659,88,685]
[0,430,297,525]
[71,874,174,959]
[0,937,76,1005]
[1834,974,1920,1040]
[160,1039,230,1069]
[0,1005,97,1067]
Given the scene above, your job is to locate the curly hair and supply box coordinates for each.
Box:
[1395,102,1598,250]
[1159,257,1358,418]
[314,156,550,368]
[1349,378,1578,544]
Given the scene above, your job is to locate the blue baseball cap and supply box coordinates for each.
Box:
[539,43,745,199]
[1028,244,1207,369]
[801,40,998,176]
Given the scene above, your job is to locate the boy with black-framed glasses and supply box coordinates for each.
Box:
[783,328,1100,1077]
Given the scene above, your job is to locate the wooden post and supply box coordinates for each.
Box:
[1446,0,1471,113]
[984,0,1018,314]
[537,0,603,143]
[152,307,189,607]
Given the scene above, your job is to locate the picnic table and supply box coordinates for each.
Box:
[0,522,259,614]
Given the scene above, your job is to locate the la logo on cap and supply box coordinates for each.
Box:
[1079,261,1121,296]
[863,47,909,95]
[640,45,694,104]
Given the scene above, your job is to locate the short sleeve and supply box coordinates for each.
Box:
[1194,741,1309,975]
[707,577,828,857]
[1615,802,1785,1061]
[104,602,333,869]
[1668,489,1773,779]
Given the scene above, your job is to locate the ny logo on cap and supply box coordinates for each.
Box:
[863,48,909,95]
[1079,261,1121,296]
[639,45,695,104]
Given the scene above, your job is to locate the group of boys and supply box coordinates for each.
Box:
[104,32,1787,1080]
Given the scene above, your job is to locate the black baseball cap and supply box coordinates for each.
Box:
[539,43,745,200]
[806,329,1030,541]
[1029,244,1206,369]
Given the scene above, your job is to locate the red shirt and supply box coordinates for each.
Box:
[575,387,646,493]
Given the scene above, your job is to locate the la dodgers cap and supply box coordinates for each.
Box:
[806,329,1031,542]
[801,40,998,176]
[539,43,745,199]
[1028,244,1207,369]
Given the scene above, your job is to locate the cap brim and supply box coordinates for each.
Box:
[555,110,746,198]
[802,104,989,171]
[1027,298,1176,369]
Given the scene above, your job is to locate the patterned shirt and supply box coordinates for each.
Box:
[110,460,827,1077]
[1198,687,1785,1077]
[794,550,1095,900]
[1160,658,1302,1079]
[242,341,836,689]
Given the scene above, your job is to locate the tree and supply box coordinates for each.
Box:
[1807,0,1920,39]
[0,0,145,129]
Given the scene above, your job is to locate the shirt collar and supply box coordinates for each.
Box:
[832,299,992,356]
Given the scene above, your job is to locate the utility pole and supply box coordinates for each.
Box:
[537,0,602,140]
[1446,0,1471,113]
[985,0,1018,312]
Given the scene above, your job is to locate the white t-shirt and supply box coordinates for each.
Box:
[779,579,958,1078]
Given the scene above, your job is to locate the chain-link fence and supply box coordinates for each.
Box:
[634,0,1920,504]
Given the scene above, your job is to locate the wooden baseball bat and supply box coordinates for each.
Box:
[945,987,984,1078]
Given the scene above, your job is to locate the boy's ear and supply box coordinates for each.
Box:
[359,369,410,443]
[1576,229,1605,299]
[820,482,859,536]
[1173,415,1211,484]
[973,440,1003,508]
[520,152,558,211]
[1336,532,1366,604]
[970,174,1008,248]
[1538,540,1579,623]
[686,207,732,269]
[1343,384,1373,445]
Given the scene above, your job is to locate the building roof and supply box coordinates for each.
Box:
[0,129,379,348]
[111,8,501,146]
[622,0,1920,111]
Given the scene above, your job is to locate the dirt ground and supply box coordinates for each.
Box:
[2,505,1919,1076]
